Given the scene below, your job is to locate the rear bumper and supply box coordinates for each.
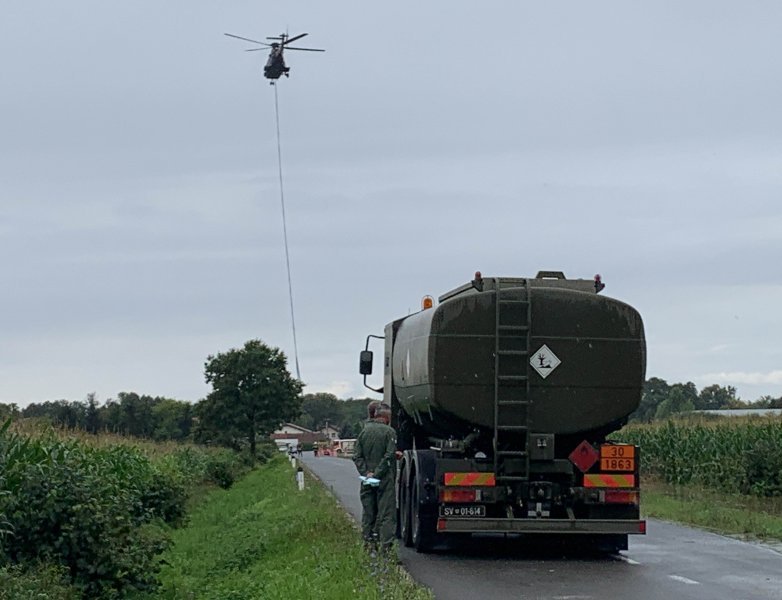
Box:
[438,518,646,535]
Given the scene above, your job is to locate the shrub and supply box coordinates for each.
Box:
[0,563,78,600]
[0,419,250,597]
[206,455,236,489]
[99,445,187,525]
[1,446,170,597]
[139,468,189,524]
[161,446,247,490]
[255,440,278,464]
[0,425,177,597]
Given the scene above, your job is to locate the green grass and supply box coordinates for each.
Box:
[139,457,432,600]
[642,478,782,543]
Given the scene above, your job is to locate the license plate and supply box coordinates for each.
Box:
[439,504,486,517]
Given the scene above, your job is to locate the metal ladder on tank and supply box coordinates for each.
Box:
[492,278,531,483]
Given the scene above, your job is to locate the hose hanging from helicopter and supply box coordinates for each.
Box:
[224,31,324,382]
[273,83,301,381]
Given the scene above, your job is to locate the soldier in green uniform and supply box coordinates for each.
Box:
[353,401,397,548]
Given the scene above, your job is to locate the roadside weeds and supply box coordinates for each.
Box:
[139,456,432,600]
[642,478,782,546]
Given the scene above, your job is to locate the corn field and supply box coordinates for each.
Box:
[618,418,782,497]
[0,418,252,598]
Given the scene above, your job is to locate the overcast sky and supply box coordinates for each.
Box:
[2,2,781,407]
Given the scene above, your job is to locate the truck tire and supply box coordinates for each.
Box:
[411,464,436,553]
[399,459,413,547]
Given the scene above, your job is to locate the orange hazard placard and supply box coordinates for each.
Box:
[600,444,636,459]
[600,457,635,472]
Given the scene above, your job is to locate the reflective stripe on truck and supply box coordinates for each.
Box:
[443,472,496,486]
[583,474,636,488]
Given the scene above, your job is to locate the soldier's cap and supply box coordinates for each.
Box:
[367,400,390,419]
[375,402,391,418]
[367,400,381,418]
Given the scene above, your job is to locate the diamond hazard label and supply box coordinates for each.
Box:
[530,344,561,379]
[569,440,599,473]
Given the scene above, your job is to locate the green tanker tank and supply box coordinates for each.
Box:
[382,271,645,447]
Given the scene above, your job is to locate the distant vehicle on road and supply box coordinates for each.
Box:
[334,438,356,457]
[274,439,298,453]
[314,441,332,456]
[313,439,356,457]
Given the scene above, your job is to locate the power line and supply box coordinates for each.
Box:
[273,84,301,381]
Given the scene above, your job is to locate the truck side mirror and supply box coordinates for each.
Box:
[359,350,373,375]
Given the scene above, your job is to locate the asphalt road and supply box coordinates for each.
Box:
[302,452,782,600]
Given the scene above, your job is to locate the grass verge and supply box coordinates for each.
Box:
[642,477,782,543]
[138,456,432,600]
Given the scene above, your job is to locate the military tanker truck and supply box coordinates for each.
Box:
[359,271,646,552]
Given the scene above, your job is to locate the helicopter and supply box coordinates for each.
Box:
[224,32,324,83]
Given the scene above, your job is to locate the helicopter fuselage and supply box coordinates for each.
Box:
[264,48,289,80]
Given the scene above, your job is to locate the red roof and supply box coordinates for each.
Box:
[270,431,326,444]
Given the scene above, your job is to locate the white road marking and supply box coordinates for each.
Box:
[614,554,641,565]
[669,575,700,585]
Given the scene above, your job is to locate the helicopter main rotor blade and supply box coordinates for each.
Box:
[282,32,309,45]
[245,48,269,52]
[285,46,325,52]
[224,33,267,45]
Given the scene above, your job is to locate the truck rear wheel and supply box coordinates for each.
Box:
[399,460,413,547]
[411,465,436,553]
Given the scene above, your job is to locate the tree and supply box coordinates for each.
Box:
[336,398,376,437]
[151,399,193,441]
[297,393,340,430]
[199,339,303,459]
[115,392,155,437]
[697,384,739,410]
[21,400,85,429]
[631,378,671,422]
[85,393,100,434]
[100,398,124,433]
[654,381,698,420]
[0,403,19,421]
[293,395,374,438]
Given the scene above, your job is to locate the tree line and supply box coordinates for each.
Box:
[631,377,782,422]
[1,392,195,440]
[0,390,377,444]
[294,393,375,438]
[0,337,377,447]
[4,360,781,445]
[0,340,303,457]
